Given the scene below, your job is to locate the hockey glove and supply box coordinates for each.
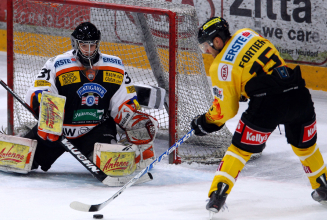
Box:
[37,127,60,142]
[191,114,224,136]
[125,112,159,145]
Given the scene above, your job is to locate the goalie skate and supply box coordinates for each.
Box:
[311,174,327,205]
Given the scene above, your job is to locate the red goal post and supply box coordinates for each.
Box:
[7,0,232,164]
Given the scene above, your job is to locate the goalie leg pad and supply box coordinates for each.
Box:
[93,143,137,177]
[0,134,37,174]
[133,144,156,170]
[93,143,154,186]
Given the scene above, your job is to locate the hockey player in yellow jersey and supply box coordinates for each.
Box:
[191,17,327,214]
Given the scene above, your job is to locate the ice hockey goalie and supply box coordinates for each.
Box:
[0,22,161,186]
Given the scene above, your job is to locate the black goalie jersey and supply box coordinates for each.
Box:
[25,50,137,139]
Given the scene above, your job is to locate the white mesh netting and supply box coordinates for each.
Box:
[10,0,233,163]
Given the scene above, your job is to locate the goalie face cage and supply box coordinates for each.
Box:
[7,0,232,164]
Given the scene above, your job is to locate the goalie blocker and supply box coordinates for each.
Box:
[134,84,166,110]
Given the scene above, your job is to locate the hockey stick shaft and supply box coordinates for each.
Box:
[70,129,195,212]
[0,79,109,182]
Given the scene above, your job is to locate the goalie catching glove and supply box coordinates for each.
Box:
[114,100,159,145]
[191,114,224,136]
[125,112,158,145]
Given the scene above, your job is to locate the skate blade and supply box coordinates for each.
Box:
[319,200,327,206]
[209,211,215,220]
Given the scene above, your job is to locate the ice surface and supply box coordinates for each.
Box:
[1,51,327,220]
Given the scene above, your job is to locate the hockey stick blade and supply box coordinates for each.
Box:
[70,171,150,212]
[70,129,194,212]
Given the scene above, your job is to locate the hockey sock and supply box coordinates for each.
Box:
[208,144,253,197]
[292,144,327,189]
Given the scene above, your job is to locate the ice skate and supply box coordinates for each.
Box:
[206,182,229,218]
[311,173,327,205]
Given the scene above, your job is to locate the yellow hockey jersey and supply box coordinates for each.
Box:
[206,28,286,126]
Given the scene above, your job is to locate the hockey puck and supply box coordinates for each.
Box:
[93,214,103,219]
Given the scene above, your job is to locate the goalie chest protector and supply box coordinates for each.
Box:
[47,52,136,138]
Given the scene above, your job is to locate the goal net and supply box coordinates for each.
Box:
[7,0,233,164]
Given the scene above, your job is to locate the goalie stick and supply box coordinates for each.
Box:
[70,129,195,212]
[0,79,152,185]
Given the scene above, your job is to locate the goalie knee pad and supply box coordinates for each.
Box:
[0,134,37,174]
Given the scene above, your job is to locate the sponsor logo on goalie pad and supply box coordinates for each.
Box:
[97,152,136,176]
[38,92,66,136]
[0,143,31,169]
[0,135,37,173]
[94,143,136,176]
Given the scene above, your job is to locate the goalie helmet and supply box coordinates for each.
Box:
[71,22,101,67]
[198,17,231,52]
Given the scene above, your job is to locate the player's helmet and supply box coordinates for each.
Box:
[198,17,231,53]
[71,22,101,67]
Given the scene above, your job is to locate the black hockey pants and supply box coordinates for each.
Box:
[232,66,316,153]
